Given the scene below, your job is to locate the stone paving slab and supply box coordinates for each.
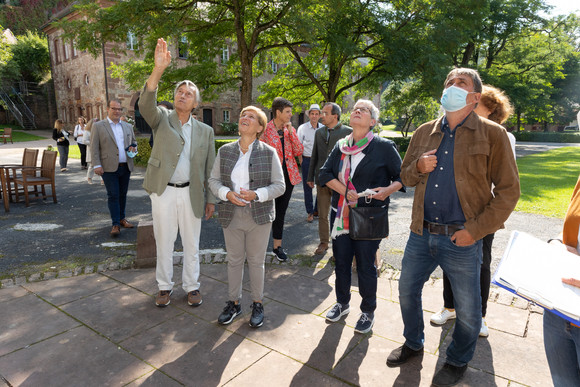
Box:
[0,266,552,387]
[121,313,271,386]
[0,292,80,357]
[0,326,155,386]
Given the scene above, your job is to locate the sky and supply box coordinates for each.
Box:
[544,0,579,16]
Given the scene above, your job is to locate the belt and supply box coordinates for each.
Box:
[167,182,190,188]
[119,163,128,167]
[423,220,464,236]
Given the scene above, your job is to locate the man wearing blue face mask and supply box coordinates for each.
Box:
[387,68,520,386]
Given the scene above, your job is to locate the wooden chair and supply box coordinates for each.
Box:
[4,148,39,202]
[0,128,13,144]
[0,167,9,212]
[12,150,57,207]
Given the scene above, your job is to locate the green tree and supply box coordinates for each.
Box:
[10,31,50,83]
[259,0,487,107]
[381,80,439,137]
[57,0,302,106]
[0,0,72,35]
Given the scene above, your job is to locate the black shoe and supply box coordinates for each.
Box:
[354,312,374,333]
[218,301,242,325]
[249,302,264,328]
[386,344,424,367]
[431,363,468,387]
[273,247,288,262]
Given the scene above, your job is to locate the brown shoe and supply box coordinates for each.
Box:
[120,219,134,228]
[187,290,203,306]
[314,242,329,255]
[110,225,120,237]
[307,213,314,223]
[155,290,173,307]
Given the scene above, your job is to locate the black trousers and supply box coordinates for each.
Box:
[272,166,294,240]
[78,143,87,167]
[443,233,493,317]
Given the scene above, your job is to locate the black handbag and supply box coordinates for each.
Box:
[349,205,389,240]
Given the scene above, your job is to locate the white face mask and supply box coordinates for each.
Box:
[127,150,138,158]
[440,85,474,112]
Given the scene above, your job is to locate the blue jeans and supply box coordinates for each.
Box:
[301,157,317,214]
[101,164,131,226]
[57,145,68,168]
[333,234,380,314]
[543,310,580,386]
[399,230,482,366]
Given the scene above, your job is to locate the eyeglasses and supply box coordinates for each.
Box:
[353,106,371,114]
[109,107,123,112]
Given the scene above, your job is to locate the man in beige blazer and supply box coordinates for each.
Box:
[140,38,216,308]
[92,99,137,237]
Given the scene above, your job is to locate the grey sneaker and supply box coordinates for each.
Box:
[326,302,350,322]
[218,301,242,325]
[249,302,264,328]
[354,312,374,334]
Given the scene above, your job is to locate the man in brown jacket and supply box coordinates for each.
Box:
[386,68,520,387]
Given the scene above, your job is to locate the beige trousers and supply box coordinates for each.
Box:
[316,185,333,244]
[223,206,272,302]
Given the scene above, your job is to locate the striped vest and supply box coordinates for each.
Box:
[217,140,275,228]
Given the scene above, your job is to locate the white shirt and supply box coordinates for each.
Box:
[74,124,85,144]
[107,117,127,163]
[169,116,193,184]
[217,142,270,203]
[296,121,321,157]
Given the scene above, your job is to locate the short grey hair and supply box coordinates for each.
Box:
[174,80,201,108]
[324,102,341,120]
[444,68,482,93]
[354,99,379,121]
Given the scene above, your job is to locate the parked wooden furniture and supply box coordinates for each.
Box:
[0,128,13,144]
[0,167,9,212]
[4,148,39,202]
[12,150,57,207]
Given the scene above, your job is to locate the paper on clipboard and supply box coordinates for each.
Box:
[493,230,580,324]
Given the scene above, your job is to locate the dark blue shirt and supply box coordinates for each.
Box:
[423,116,466,225]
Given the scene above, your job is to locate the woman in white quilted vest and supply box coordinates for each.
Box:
[209,106,285,328]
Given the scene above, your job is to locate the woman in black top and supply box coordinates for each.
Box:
[52,119,71,172]
[319,99,404,334]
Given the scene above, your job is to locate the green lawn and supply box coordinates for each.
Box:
[515,147,580,218]
[3,129,45,142]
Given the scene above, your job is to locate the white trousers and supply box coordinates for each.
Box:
[150,186,201,293]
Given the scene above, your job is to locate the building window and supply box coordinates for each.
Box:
[67,78,72,89]
[62,106,67,122]
[178,36,188,59]
[126,31,138,50]
[84,74,89,85]
[63,41,70,60]
[72,40,78,57]
[53,39,59,64]
[271,61,278,73]
[223,110,230,123]
[221,46,229,63]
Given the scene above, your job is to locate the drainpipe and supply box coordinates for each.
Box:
[102,42,109,108]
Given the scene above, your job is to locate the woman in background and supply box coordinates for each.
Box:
[84,118,101,184]
[52,119,71,172]
[74,117,88,170]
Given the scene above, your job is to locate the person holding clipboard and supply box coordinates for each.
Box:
[544,175,580,387]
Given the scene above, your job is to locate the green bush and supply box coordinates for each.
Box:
[215,138,236,153]
[512,131,580,143]
[220,122,239,135]
[134,137,152,167]
[389,137,411,153]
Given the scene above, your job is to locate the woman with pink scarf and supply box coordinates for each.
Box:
[319,99,404,334]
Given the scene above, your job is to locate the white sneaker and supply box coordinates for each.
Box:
[430,308,456,325]
[479,317,489,337]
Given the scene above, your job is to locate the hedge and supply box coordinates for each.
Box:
[511,131,580,143]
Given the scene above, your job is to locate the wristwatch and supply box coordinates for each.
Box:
[254,192,259,202]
